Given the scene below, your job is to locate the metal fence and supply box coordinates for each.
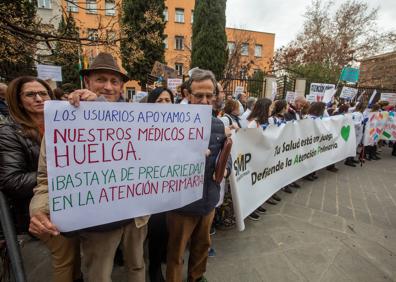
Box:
[220,77,266,98]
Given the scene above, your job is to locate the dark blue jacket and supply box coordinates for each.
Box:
[177,117,227,216]
[0,99,9,117]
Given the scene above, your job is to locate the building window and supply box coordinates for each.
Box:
[163,7,168,22]
[105,0,116,16]
[87,29,99,41]
[126,87,135,101]
[175,63,183,76]
[107,30,116,44]
[164,36,168,49]
[175,36,184,50]
[86,0,97,14]
[191,10,194,23]
[37,0,51,9]
[255,44,262,57]
[175,8,184,23]
[241,43,249,56]
[66,0,78,12]
[227,42,235,54]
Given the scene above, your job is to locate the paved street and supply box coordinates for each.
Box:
[22,148,396,282]
[206,147,396,282]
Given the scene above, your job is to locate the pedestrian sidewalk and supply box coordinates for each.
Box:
[206,147,396,282]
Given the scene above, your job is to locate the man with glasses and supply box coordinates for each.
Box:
[166,69,229,282]
[30,52,149,282]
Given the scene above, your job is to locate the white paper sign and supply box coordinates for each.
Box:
[306,94,316,103]
[37,64,63,82]
[309,83,335,101]
[380,93,396,105]
[167,78,183,94]
[285,91,296,103]
[44,101,212,232]
[340,87,358,100]
[132,91,148,102]
[271,81,277,101]
[234,86,244,98]
[322,89,337,104]
[230,115,356,231]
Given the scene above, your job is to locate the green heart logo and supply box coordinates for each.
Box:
[341,125,350,141]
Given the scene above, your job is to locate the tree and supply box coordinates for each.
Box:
[223,29,255,79]
[52,14,80,90]
[191,0,227,80]
[120,0,166,88]
[274,0,390,84]
[0,0,37,80]
[247,70,265,97]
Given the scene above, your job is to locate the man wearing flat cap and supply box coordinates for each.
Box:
[30,52,149,282]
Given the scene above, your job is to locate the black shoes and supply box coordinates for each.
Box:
[249,212,260,221]
[344,161,356,167]
[327,166,339,172]
[272,194,282,201]
[304,175,315,181]
[266,199,278,205]
[290,182,301,188]
[257,206,266,214]
[282,186,293,194]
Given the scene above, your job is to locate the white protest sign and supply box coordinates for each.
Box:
[167,78,183,94]
[306,94,316,103]
[322,89,337,104]
[380,93,396,105]
[37,64,63,82]
[309,83,335,101]
[230,115,356,231]
[271,81,277,101]
[234,86,244,98]
[285,91,296,103]
[44,101,212,232]
[339,87,358,100]
[132,91,148,102]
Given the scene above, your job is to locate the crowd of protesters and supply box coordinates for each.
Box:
[0,52,395,282]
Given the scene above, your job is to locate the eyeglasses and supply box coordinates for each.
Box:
[21,91,50,99]
[191,92,214,100]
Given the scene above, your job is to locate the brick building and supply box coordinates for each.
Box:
[359,51,396,90]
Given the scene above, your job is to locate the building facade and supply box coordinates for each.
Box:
[35,0,275,95]
[359,51,396,90]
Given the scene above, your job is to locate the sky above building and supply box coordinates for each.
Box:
[226,0,396,49]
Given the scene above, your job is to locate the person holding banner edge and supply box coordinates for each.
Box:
[245,98,273,220]
[146,87,174,282]
[0,76,82,282]
[29,52,149,282]
[166,68,231,282]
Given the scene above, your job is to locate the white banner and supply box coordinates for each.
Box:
[230,115,356,231]
[340,87,358,100]
[44,101,212,232]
